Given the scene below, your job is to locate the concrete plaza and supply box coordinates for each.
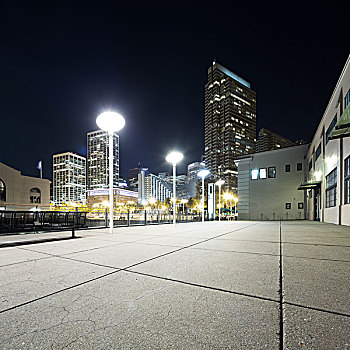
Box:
[0,221,349,349]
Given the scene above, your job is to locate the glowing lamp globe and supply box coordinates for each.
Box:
[197,169,210,178]
[215,179,225,186]
[96,111,125,133]
[166,151,183,165]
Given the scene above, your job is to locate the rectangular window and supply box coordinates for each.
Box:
[344,88,350,109]
[345,156,350,204]
[297,163,302,171]
[315,143,322,161]
[259,168,267,179]
[268,167,276,178]
[298,202,304,209]
[251,169,259,180]
[285,203,291,209]
[285,164,290,172]
[326,168,337,208]
[326,114,337,144]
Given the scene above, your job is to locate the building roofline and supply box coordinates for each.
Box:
[310,54,350,145]
[53,152,86,159]
[236,143,310,160]
[212,62,251,88]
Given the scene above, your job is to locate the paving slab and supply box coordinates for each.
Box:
[283,256,350,315]
[0,247,50,267]
[64,241,179,269]
[131,247,280,300]
[0,257,114,312]
[193,239,280,256]
[284,304,350,349]
[0,271,280,350]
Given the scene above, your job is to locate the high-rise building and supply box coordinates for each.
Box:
[138,171,172,204]
[204,61,256,193]
[53,152,86,204]
[128,167,148,191]
[87,130,119,190]
[255,128,296,153]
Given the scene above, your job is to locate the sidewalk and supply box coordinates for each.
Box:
[0,221,349,349]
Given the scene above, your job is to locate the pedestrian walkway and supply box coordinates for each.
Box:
[0,221,349,349]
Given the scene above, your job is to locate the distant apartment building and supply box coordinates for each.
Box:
[204,61,256,193]
[0,162,50,210]
[138,171,172,204]
[53,152,86,204]
[255,128,296,153]
[163,174,191,200]
[87,130,119,190]
[128,167,148,191]
[186,162,205,197]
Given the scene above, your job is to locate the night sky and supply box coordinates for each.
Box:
[1,1,349,181]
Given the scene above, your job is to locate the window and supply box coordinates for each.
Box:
[0,179,5,202]
[298,202,304,209]
[285,203,291,209]
[315,143,322,161]
[309,159,313,171]
[268,167,276,178]
[251,169,259,180]
[259,168,267,179]
[285,164,290,172]
[297,163,303,171]
[345,156,350,204]
[326,168,337,207]
[345,88,350,109]
[326,114,337,144]
[29,188,41,204]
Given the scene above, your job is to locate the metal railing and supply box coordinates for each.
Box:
[0,210,202,235]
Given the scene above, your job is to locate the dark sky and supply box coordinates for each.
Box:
[1,1,349,180]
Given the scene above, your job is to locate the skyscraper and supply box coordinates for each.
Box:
[53,152,86,204]
[204,62,256,192]
[87,130,119,190]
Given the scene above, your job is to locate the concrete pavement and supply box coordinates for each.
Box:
[0,221,349,349]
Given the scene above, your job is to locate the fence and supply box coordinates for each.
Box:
[0,210,202,234]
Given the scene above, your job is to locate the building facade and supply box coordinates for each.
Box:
[236,144,308,220]
[0,162,50,210]
[87,188,138,208]
[304,55,350,225]
[87,130,119,190]
[138,172,172,204]
[53,152,86,205]
[128,167,148,191]
[255,128,296,153]
[204,62,256,193]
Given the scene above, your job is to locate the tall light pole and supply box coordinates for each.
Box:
[233,195,238,217]
[166,151,183,225]
[215,179,225,221]
[197,169,210,222]
[96,111,125,233]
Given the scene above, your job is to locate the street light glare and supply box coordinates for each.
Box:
[215,179,225,186]
[96,111,125,133]
[197,169,210,178]
[166,151,183,165]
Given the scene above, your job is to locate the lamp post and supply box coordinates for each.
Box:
[215,179,225,221]
[197,169,210,222]
[233,195,238,218]
[96,111,125,233]
[166,151,183,225]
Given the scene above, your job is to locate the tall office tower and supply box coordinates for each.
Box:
[128,167,148,191]
[255,128,296,153]
[53,152,86,204]
[204,62,257,193]
[87,130,119,190]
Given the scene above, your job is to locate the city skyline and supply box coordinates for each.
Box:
[1,2,349,180]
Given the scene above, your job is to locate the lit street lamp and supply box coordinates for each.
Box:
[197,169,210,222]
[215,179,225,221]
[166,151,183,225]
[96,111,125,233]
